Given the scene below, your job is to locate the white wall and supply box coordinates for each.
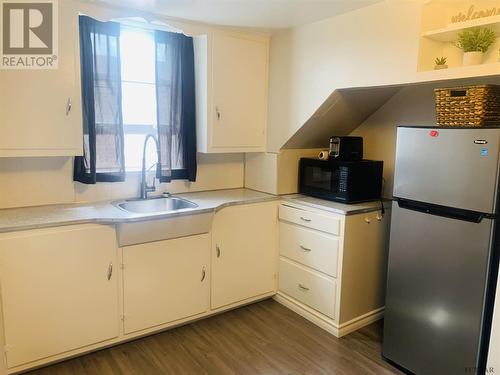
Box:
[267,0,424,152]
[0,153,244,209]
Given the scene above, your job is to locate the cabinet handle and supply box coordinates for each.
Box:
[216,245,221,258]
[364,217,371,224]
[300,216,311,222]
[298,283,310,291]
[107,262,113,281]
[215,107,221,121]
[201,266,206,282]
[66,97,72,116]
[299,245,312,252]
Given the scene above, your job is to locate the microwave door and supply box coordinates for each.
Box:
[301,163,336,199]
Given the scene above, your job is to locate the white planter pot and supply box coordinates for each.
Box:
[434,64,448,70]
[462,51,483,66]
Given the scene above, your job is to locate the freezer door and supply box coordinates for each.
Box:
[383,201,493,375]
[393,127,500,214]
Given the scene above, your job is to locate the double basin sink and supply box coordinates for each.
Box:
[115,196,198,214]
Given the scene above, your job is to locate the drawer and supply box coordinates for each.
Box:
[279,222,338,277]
[279,204,341,236]
[279,258,336,319]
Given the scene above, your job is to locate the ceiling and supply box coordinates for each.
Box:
[89,0,382,29]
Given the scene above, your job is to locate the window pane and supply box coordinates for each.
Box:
[121,82,157,126]
[120,28,155,84]
[119,26,159,172]
[124,134,158,171]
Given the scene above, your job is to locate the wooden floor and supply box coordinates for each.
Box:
[27,299,402,375]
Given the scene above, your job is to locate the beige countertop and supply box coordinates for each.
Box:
[0,188,278,233]
[282,194,388,216]
[0,189,389,233]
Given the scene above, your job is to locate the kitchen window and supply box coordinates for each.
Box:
[74,16,197,185]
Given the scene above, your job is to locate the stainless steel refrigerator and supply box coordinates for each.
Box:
[383,126,500,375]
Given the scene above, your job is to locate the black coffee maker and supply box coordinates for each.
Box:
[328,136,363,160]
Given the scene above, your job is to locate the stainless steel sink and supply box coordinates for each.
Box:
[116,197,198,214]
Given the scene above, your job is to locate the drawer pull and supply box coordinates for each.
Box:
[216,245,221,258]
[201,266,206,282]
[298,283,310,291]
[300,216,312,222]
[299,245,312,252]
[364,217,371,224]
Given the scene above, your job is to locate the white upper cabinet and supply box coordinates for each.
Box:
[0,1,82,157]
[194,31,269,153]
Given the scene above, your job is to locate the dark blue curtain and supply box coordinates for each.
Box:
[74,16,125,184]
[154,30,197,182]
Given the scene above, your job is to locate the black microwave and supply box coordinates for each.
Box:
[298,158,383,203]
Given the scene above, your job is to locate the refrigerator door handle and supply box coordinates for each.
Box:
[396,198,495,223]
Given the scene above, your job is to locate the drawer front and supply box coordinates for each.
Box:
[279,222,339,277]
[279,204,341,236]
[279,258,336,319]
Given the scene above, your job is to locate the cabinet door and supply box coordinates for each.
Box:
[210,32,268,150]
[0,225,118,369]
[122,234,210,334]
[212,203,277,309]
[0,1,82,157]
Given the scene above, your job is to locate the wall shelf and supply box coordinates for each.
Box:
[415,62,500,82]
[417,1,500,72]
[422,15,500,42]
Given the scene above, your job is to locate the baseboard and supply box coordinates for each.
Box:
[274,292,384,338]
[337,307,385,337]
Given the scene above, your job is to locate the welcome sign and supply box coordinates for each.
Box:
[0,0,58,69]
[451,4,500,23]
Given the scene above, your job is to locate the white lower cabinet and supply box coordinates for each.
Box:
[122,234,210,334]
[211,202,278,309]
[0,225,119,369]
[277,203,390,337]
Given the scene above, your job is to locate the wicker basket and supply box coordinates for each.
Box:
[434,85,500,127]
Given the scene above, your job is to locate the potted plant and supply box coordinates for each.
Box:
[456,27,496,66]
[434,57,448,69]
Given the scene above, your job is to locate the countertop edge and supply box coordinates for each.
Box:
[0,191,280,234]
[0,190,390,234]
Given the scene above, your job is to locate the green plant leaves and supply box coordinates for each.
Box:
[456,27,496,53]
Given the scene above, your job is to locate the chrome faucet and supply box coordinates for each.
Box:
[140,134,161,200]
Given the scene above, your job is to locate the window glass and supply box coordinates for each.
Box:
[119,27,158,171]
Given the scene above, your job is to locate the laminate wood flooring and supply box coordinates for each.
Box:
[27,299,402,375]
